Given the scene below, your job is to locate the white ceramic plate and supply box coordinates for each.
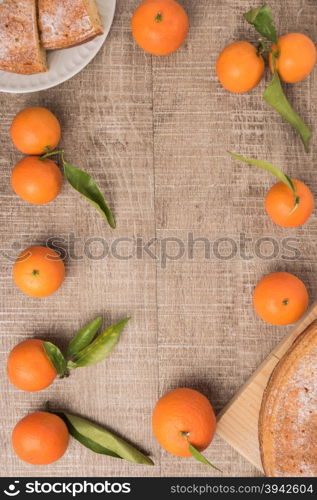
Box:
[0,0,116,94]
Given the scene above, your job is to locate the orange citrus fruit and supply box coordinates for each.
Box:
[131,0,189,56]
[12,411,69,465]
[13,246,65,298]
[269,33,316,83]
[253,272,309,325]
[216,41,265,93]
[152,387,216,457]
[10,107,61,155]
[7,339,57,392]
[265,179,314,228]
[11,156,63,205]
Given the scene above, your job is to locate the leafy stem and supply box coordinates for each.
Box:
[40,149,65,161]
[263,68,312,152]
[243,5,312,151]
[43,317,130,376]
[257,39,271,58]
[228,151,300,213]
[40,150,116,228]
[180,431,222,471]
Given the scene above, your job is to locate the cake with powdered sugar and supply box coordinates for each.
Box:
[259,321,317,477]
[0,0,47,74]
[38,0,104,50]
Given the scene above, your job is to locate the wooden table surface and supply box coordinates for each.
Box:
[1,0,316,477]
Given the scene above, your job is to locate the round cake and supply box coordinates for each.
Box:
[259,321,317,477]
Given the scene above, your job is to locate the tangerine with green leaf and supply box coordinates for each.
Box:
[269,33,316,83]
[11,156,63,205]
[228,153,314,228]
[243,6,312,150]
[7,339,57,392]
[13,246,65,298]
[265,179,314,227]
[253,272,309,326]
[152,387,216,457]
[12,411,69,465]
[7,317,130,392]
[216,41,265,93]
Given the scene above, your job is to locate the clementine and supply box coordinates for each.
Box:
[131,0,189,56]
[152,387,216,457]
[265,179,314,228]
[7,339,57,392]
[253,272,309,325]
[216,41,265,93]
[13,246,65,298]
[269,33,316,83]
[11,156,63,205]
[12,411,69,465]
[10,107,61,155]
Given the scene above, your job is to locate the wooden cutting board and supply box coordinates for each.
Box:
[216,301,317,472]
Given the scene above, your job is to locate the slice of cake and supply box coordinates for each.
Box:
[38,0,104,50]
[0,0,47,74]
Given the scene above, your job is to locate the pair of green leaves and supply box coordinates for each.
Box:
[244,5,312,151]
[41,150,116,228]
[228,151,299,211]
[51,411,154,466]
[43,317,130,377]
[44,320,153,466]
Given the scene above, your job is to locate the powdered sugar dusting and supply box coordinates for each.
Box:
[41,6,92,35]
[39,0,103,48]
[0,0,43,71]
[269,343,317,477]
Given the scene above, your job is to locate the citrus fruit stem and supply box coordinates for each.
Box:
[40,149,64,161]
[270,47,280,60]
[32,270,40,276]
[180,431,190,438]
[289,196,300,215]
[282,299,289,306]
[155,12,163,22]
[257,39,271,57]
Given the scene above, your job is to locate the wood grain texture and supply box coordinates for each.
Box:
[0,0,316,477]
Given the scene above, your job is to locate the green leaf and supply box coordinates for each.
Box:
[263,70,312,152]
[228,151,299,211]
[62,158,116,229]
[39,150,116,228]
[62,417,121,458]
[70,318,130,368]
[66,316,102,359]
[57,412,154,465]
[188,443,222,472]
[244,5,277,44]
[43,342,67,377]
